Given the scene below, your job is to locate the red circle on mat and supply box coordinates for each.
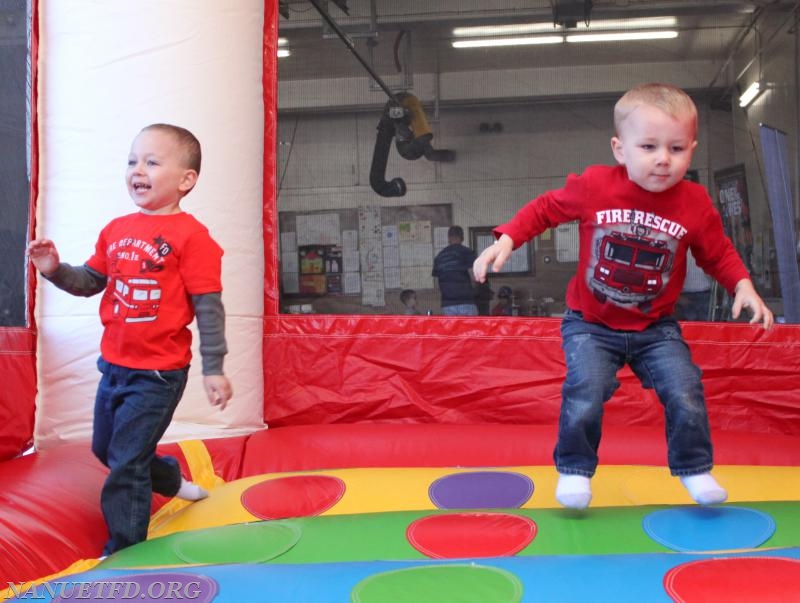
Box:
[241,475,345,520]
[664,557,800,603]
[407,512,537,559]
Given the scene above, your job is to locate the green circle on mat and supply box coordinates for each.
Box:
[351,564,523,603]
[173,522,301,564]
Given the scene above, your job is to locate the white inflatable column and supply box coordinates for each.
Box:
[35,0,265,447]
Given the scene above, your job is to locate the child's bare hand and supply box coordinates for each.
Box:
[731,279,774,329]
[203,375,233,410]
[473,234,513,282]
[27,238,61,276]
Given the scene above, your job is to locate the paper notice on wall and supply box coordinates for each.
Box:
[343,272,361,294]
[399,243,433,267]
[297,213,341,246]
[417,221,432,243]
[382,224,399,246]
[358,206,383,241]
[383,245,400,268]
[343,249,360,272]
[361,272,384,306]
[342,229,359,250]
[384,265,401,289]
[360,237,383,273]
[398,220,432,243]
[400,266,433,290]
[359,206,385,306]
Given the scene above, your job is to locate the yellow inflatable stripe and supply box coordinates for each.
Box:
[147,440,225,538]
[149,465,800,536]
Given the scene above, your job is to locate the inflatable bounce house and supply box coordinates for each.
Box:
[2,2,800,601]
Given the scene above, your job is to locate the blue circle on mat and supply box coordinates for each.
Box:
[642,506,776,552]
[429,471,534,509]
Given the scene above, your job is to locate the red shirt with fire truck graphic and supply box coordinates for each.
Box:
[494,165,749,331]
[85,212,223,369]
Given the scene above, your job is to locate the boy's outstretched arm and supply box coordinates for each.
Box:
[28,238,107,296]
[27,238,61,275]
[731,278,774,329]
[473,234,514,282]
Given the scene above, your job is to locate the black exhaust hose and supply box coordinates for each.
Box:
[370,112,406,197]
[395,122,431,160]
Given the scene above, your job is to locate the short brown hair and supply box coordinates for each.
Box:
[614,83,697,139]
[141,123,202,174]
[400,289,416,305]
[447,225,464,240]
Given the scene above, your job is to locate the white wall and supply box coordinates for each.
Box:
[35,1,267,448]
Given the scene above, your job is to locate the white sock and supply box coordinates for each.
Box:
[556,474,592,510]
[680,473,727,505]
[176,477,209,501]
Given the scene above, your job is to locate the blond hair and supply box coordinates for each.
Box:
[614,83,697,138]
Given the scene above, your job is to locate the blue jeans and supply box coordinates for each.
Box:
[441,303,479,316]
[93,357,189,554]
[554,310,713,478]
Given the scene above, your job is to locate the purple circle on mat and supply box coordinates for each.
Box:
[429,471,534,509]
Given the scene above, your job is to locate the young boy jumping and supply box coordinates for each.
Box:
[28,123,233,553]
[474,83,773,510]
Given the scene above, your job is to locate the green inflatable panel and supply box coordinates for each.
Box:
[104,521,301,567]
[101,502,800,569]
[351,564,523,603]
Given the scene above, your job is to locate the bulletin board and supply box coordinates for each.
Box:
[278,204,453,307]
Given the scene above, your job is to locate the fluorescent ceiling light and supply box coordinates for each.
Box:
[567,30,678,43]
[453,36,563,48]
[576,16,677,30]
[453,23,557,37]
[278,37,288,46]
[453,16,677,37]
[738,81,762,107]
[277,48,291,58]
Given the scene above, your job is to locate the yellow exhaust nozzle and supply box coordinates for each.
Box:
[399,93,433,141]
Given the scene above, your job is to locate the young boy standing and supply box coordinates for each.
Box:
[28,123,233,554]
[474,83,773,510]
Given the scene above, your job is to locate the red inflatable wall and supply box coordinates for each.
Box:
[263,315,800,436]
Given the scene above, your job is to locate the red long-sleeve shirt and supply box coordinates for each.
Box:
[495,165,749,331]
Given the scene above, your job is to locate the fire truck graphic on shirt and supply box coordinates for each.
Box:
[104,235,173,323]
[111,276,162,323]
[588,226,676,310]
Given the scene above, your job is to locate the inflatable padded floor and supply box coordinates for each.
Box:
[4,424,800,602]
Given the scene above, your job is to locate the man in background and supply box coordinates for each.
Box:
[432,226,478,316]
